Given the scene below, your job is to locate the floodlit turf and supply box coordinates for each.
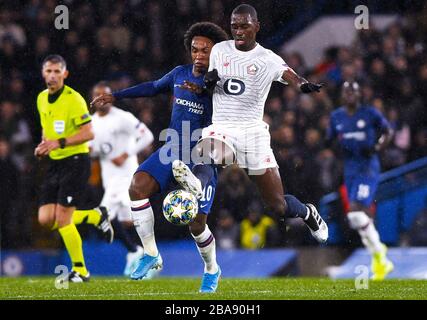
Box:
[0,277,426,300]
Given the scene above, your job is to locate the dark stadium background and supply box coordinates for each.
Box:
[1,0,427,258]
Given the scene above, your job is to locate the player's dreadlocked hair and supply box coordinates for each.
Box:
[184,22,228,52]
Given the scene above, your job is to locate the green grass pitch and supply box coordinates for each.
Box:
[1,277,427,300]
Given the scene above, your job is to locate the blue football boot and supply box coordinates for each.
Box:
[130,253,163,280]
[199,266,221,293]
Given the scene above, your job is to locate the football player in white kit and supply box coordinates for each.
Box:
[90,82,155,276]
[173,4,328,243]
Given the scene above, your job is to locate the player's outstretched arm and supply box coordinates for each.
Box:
[91,68,177,108]
[282,68,322,93]
[90,82,159,108]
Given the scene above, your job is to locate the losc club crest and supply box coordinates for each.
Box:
[247,64,258,75]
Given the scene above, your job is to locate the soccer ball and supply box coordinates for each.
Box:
[162,190,198,226]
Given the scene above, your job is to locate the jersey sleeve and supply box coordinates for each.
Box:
[113,67,178,99]
[71,93,91,127]
[371,108,391,132]
[121,111,142,135]
[121,112,154,156]
[36,92,46,130]
[152,66,178,92]
[267,51,290,84]
[88,138,100,157]
[208,44,219,72]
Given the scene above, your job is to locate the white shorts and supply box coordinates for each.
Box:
[201,122,278,172]
[101,178,132,222]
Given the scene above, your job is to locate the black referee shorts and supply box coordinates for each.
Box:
[39,153,91,208]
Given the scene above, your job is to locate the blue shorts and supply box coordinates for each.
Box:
[136,146,217,215]
[344,173,379,207]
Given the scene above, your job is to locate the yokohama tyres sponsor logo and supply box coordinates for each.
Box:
[175,98,204,110]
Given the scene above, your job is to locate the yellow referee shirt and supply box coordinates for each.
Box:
[37,85,91,160]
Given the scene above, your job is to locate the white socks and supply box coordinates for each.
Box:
[131,199,218,273]
[192,225,219,274]
[359,221,384,254]
[348,211,384,254]
[131,199,158,257]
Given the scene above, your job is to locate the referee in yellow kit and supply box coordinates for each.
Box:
[35,55,113,282]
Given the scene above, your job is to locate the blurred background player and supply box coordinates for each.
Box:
[91,22,228,292]
[90,82,154,276]
[35,55,113,282]
[177,4,328,245]
[327,81,394,280]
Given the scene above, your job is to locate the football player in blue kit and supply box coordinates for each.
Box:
[328,81,394,280]
[91,22,228,292]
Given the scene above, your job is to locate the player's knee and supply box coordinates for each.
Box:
[129,174,151,200]
[128,181,141,200]
[55,208,72,228]
[347,211,370,230]
[189,214,207,236]
[196,138,236,167]
[189,221,205,236]
[38,213,54,228]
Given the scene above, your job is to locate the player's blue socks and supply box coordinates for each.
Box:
[192,164,214,189]
[284,194,308,219]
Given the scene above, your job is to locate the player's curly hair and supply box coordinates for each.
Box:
[184,22,228,52]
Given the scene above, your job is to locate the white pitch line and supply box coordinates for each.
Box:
[4,290,273,300]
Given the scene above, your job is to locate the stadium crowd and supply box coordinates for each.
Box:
[1,0,427,249]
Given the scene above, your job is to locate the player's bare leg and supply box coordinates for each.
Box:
[172,153,220,292]
[38,204,56,229]
[250,167,328,243]
[189,213,220,293]
[128,171,163,279]
[347,203,393,280]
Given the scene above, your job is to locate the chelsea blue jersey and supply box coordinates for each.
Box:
[328,105,390,176]
[114,64,212,151]
[152,64,212,149]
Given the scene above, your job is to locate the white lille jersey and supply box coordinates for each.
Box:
[91,107,152,220]
[209,40,289,124]
[202,40,289,171]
